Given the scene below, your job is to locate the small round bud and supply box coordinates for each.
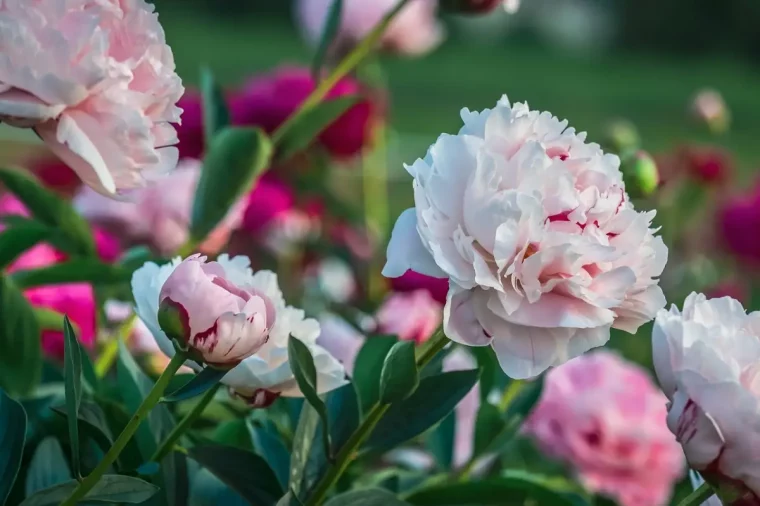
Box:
[691,88,730,134]
[602,119,640,154]
[621,150,659,198]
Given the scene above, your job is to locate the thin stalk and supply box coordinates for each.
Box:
[305,329,449,506]
[676,482,715,506]
[150,383,221,463]
[95,314,136,378]
[60,351,188,506]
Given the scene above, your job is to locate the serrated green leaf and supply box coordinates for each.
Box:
[191,127,272,242]
[379,341,419,404]
[0,388,27,505]
[19,475,159,506]
[276,97,359,161]
[0,168,95,256]
[0,275,41,396]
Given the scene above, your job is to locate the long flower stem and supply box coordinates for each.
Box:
[361,122,390,303]
[305,329,449,506]
[271,0,412,145]
[60,351,188,506]
[95,314,136,378]
[677,482,715,506]
[150,383,221,463]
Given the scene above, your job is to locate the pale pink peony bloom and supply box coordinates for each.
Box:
[74,158,243,255]
[525,351,684,506]
[384,96,667,379]
[0,0,184,196]
[375,290,442,344]
[154,254,274,369]
[653,293,760,502]
[296,0,444,57]
[132,255,346,402]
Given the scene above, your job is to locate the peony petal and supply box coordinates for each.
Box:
[0,89,65,124]
[500,292,616,329]
[383,208,447,279]
[444,287,491,346]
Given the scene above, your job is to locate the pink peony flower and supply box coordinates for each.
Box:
[0,194,120,358]
[718,183,760,263]
[525,351,684,506]
[296,0,444,57]
[653,293,760,504]
[74,158,244,255]
[384,96,667,379]
[29,157,81,195]
[389,270,449,304]
[375,290,442,344]
[0,0,184,196]
[155,254,275,369]
[232,67,375,159]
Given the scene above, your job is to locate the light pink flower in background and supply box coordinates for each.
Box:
[375,290,443,344]
[653,293,760,503]
[296,0,444,57]
[0,194,119,358]
[525,351,684,506]
[0,0,184,196]
[75,158,244,255]
[691,89,730,134]
[384,96,667,379]
[305,257,357,304]
[132,255,346,403]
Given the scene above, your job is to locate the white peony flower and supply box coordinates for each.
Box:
[132,255,347,406]
[653,293,760,501]
[384,96,667,379]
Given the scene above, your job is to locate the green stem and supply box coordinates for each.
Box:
[95,314,136,378]
[305,329,449,506]
[60,351,188,506]
[150,383,221,463]
[361,123,389,304]
[271,0,412,145]
[676,482,715,506]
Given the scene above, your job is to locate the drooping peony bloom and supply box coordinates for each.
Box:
[375,290,442,344]
[0,0,184,196]
[652,293,760,503]
[74,158,244,255]
[0,194,120,358]
[132,255,346,401]
[718,182,760,264]
[389,270,449,304]
[384,96,667,378]
[242,174,318,256]
[296,0,444,57]
[525,351,684,506]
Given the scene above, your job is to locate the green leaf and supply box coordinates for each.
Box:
[0,168,95,256]
[471,347,499,402]
[25,438,72,497]
[0,276,41,396]
[0,222,50,269]
[504,377,544,421]
[0,388,27,505]
[277,97,359,161]
[365,369,480,454]
[326,384,359,453]
[201,67,230,143]
[11,259,131,289]
[288,336,332,459]
[62,316,83,476]
[51,402,114,454]
[160,451,189,506]
[288,403,320,500]
[117,341,175,460]
[188,445,284,506]
[405,472,590,506]
[311,0,343,80]
[191,127,272,242]
[248,421,290,490]
[19,475,159,506]
[379,341,419,404]
[324,489,411,506]
[162,367,226,403]
[189,469,248,506]
[427,412,455,471]
[353,336,397,414]
[473,403,503,456]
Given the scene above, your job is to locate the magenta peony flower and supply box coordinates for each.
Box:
[685,147,732,185]
[0,194,120,358]
[296,0,444,57]
[74,158,244,255]
[175,90,205,160]
[232,67,375,159]
[525,351,684,506]
[719,183,760,263]
[389,270,449,304]
[0,0,184,197]
[375,290,442,344]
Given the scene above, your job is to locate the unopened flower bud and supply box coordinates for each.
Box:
[602,119,640,154]
[691,89,730,134]
[621,150,659,198]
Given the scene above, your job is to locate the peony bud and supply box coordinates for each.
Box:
[602,119,640,154]
[157,255,274,369]
[691,89,730,134]
[620,150,659,198]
